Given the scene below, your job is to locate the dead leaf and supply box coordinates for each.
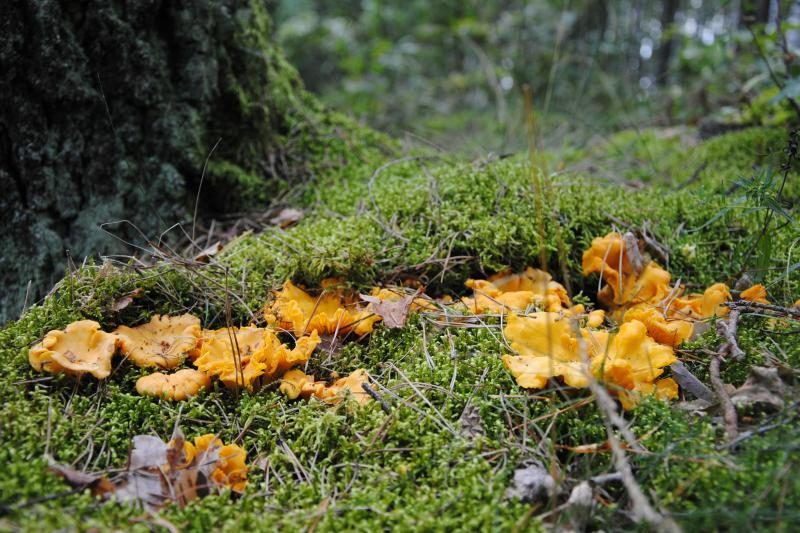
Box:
[48,429,246,511]
[566,481,594,531]
[731,366,786,412]
[674,398,713,414]
[47,458,115,497]
[459,403,484,440]
[129,435,168,469]
[194,242,223,263]
[270,207,303,228]
[360,290,420,328]
[111,288,143,312]
[318,333,347,356]
[505,462,557,502]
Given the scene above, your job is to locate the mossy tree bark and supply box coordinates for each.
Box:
[0,0,321,321]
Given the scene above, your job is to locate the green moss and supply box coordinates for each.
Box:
[629,400,800,530]
[580,126,796,198]
[1,126,798,530]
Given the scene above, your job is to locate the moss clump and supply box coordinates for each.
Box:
[578,126,796,197]
[630,399,800,531]
[1,127,798,530]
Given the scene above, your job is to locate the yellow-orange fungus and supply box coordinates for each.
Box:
[115,314,201,369]
[135,368,210,401]
[502,313,677,409]
[29,320,118,380]
[266,280,381,336]
[461,268,571,314]
[582,233,672,309]
[279,368,372,405]
[193,327,320,391]
[740,284,769,304]
[186,434,248,492]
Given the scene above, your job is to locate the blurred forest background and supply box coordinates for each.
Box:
[273,0,800,154]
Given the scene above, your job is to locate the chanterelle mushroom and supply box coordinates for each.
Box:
[115,314,201,369]
[136,368,210,401]
[29,320,118,379]
[461,268,571,314]
[193,327,320,391]
[266,279,381,337]
[279,368,371,405]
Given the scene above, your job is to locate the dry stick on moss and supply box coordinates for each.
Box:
[718,309,744,361]
[712,308,744,441]
[361,382,391,414]
[727,300,800,319]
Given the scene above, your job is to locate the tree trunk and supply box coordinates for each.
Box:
[0,0,323,321]
[739,0,771,27]
[657,0,680,86]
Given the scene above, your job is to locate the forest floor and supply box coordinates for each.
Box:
[1,122,799,531]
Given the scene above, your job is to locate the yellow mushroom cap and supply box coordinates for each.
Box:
[593,319,677,390]
[587,309,606,329]
[135,368,210,401]
[740,284,769,304]
[582,232,672,309]
[279,368,372,405]
[266,280,381,337]
[279,368,317,400]
[115,314,201,369]
[191,434,248,492]
[462,268,571,314]
[29,320,118,380]
[622,304,694,348]
[502,313,592,389]
[193,327,320,391]
[672,283,731,320]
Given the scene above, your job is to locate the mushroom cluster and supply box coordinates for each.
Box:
[499,231,774,409]
[459,268,572,314]
[29,314,209,399]
[193,327,321,392]
[28,314,335,403]
[30,231,776,413]
[584,232,769,347]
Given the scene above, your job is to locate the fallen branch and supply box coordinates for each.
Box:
[716,309,744,361]
[710,308,746,441]
[709,355,738,441]
[726,300,800,319]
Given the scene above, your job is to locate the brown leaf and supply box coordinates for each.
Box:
[270,207,303,228]
[48,458,115,497]
[730,366,786,413]
[49,430,219,511]
[459,403,484,440]
[111,288,143,312]
[360,290,420,328]
[194,242,223,263]
[318,333,346,356]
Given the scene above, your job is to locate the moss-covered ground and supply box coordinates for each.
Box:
[1,126,798,531]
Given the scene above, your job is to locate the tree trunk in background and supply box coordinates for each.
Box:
[739,0,772,27]
[0,0,323,322]
[657,0,680,86]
